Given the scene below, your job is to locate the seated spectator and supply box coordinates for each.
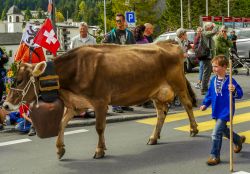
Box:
[15,104,36,136]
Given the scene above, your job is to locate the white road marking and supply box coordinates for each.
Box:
[0,129,89,147]
[233,171,250,174]
[0,138,32,147]
[64,129,89,135]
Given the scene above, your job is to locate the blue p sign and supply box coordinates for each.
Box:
[125,11,136,23]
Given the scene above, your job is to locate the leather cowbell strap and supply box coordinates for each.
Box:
[38,61,60,102]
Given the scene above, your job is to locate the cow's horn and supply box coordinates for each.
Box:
[32,61,47,77]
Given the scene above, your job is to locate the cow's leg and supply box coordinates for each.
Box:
[56,108,75,159]
[178,91,198,137]
[148,100,169,145]
[93,104,107,159]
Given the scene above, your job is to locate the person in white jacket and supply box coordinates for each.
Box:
[70,22,96,118]
[70,22,96,49]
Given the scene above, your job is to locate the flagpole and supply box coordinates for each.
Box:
[229,58,233,172]
[52,0,56,32]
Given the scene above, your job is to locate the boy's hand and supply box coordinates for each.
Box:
[200,105,207,111]
[228,84,235,92]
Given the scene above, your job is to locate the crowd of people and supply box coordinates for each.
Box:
[0,13,246,166]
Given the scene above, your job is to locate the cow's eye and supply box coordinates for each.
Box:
[16,80,22,85]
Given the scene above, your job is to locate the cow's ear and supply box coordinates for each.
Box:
[32,61,47,77]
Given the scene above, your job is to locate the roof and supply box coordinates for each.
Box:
[7,5,22,15]
[0,33,22,45]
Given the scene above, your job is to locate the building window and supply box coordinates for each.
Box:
[16,16,19,22]
[9,16,12,22]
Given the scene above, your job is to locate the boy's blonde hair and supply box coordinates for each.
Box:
[212,55,229,67]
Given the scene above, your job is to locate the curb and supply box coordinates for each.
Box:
[67,110,183,128]
[67,113,157,127]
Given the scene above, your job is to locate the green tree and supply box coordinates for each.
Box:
[1,8,7,21]
[56,11,65,22]
[24,9,32,21]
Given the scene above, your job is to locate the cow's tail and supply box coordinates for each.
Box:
[185,77,197,107]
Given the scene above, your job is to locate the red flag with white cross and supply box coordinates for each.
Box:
[34,18,60,56]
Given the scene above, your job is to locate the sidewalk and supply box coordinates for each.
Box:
[67,105,183,128]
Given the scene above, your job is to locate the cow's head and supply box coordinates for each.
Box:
[3,61,47,111]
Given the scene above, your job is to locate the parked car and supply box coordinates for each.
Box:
[234,28,250,60]
[154,31,199,72]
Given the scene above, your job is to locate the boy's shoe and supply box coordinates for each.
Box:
[234,136,246,153]
[0,124,3,130]
[195,83,201,89]
[28,127,36,136]
[207,157,221,166]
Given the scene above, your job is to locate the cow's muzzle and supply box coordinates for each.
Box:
[3,102,19,111]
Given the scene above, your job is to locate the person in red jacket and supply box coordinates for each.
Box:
[14,42,46,63]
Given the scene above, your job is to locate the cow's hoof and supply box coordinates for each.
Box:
[57,148,65,160]
[147,138,157,145]
[190,129,199,137]
[93,151,105,159]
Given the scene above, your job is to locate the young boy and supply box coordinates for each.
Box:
[200,55,245,166]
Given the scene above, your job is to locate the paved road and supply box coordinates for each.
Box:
[1,101,250,174]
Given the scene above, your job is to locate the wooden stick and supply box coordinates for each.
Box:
[229,59,234,172]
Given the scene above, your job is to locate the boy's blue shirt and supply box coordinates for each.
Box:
[202,74,243,121]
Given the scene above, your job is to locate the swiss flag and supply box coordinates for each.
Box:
[34,18,60,56]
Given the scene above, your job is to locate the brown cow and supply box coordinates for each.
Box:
[3,41,199,159]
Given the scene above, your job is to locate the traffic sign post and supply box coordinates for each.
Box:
[125,11,136,27]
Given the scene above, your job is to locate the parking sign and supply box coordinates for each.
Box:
[125,11,136,27]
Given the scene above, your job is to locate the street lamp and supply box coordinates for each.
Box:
[228,0,230,17]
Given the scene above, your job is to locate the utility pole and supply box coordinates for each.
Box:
[206,0,208,16]
[180,0,183,28]
[188,0,191,29]
[227,0,230,17]
[51,0,56,27]
[104,0,107,35]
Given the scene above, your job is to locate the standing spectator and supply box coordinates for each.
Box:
[144,23,154,43]
[134,25,149,44]
[200,22,219,95]
[103,13,136,45]
[229,30,237,53]
[70,22,97,118]
[15,42,46,63]
[200,55,245,166]
[213,25,233,58]
[143,23,154,108]
[0,47,9,102]
[70,22,96,49]
[15,24,46,63]
[103,13,136,113]
[134,25,155,108]
[175,28,190,59]
[194,27,204,89]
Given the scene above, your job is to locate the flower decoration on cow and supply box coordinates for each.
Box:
[5,62,20,94]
